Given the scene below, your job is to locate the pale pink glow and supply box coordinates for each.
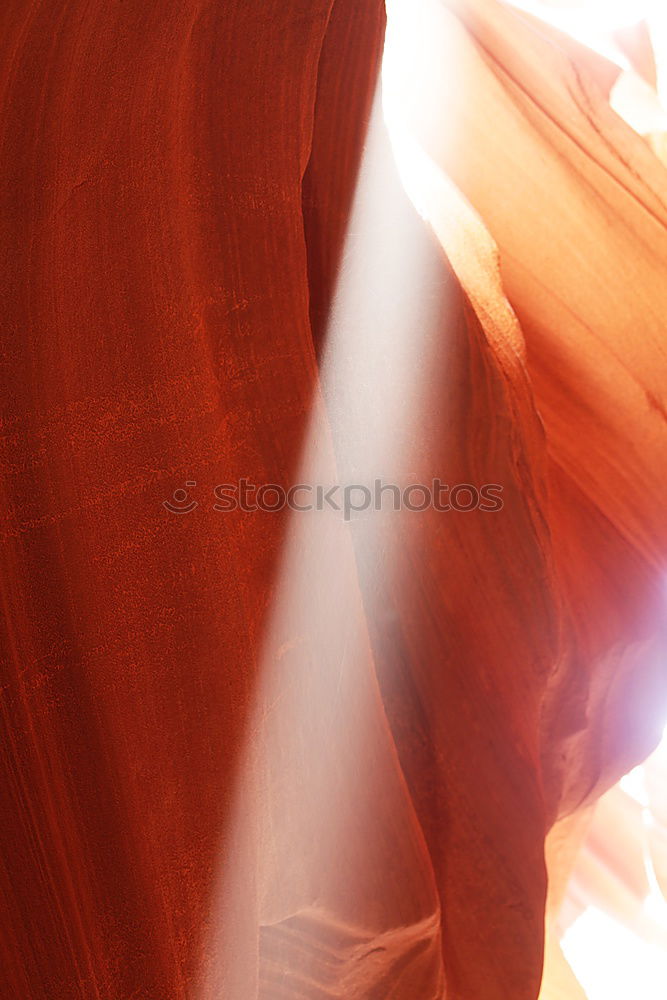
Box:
[553,724,667,998]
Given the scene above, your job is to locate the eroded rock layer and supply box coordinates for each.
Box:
[2,1,667,998]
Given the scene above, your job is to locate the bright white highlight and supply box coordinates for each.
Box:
[562,906,667,1000]
[619,764,650,807]
[507,1,664,40]
[507,0,667,139]
[559,723,667,999]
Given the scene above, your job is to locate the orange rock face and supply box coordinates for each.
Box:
[1,1,666,998]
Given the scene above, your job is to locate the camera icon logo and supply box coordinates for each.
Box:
[163,481,198,514]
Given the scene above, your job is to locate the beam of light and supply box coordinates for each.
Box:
[195,29,456,996]
[382,0,526,356]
